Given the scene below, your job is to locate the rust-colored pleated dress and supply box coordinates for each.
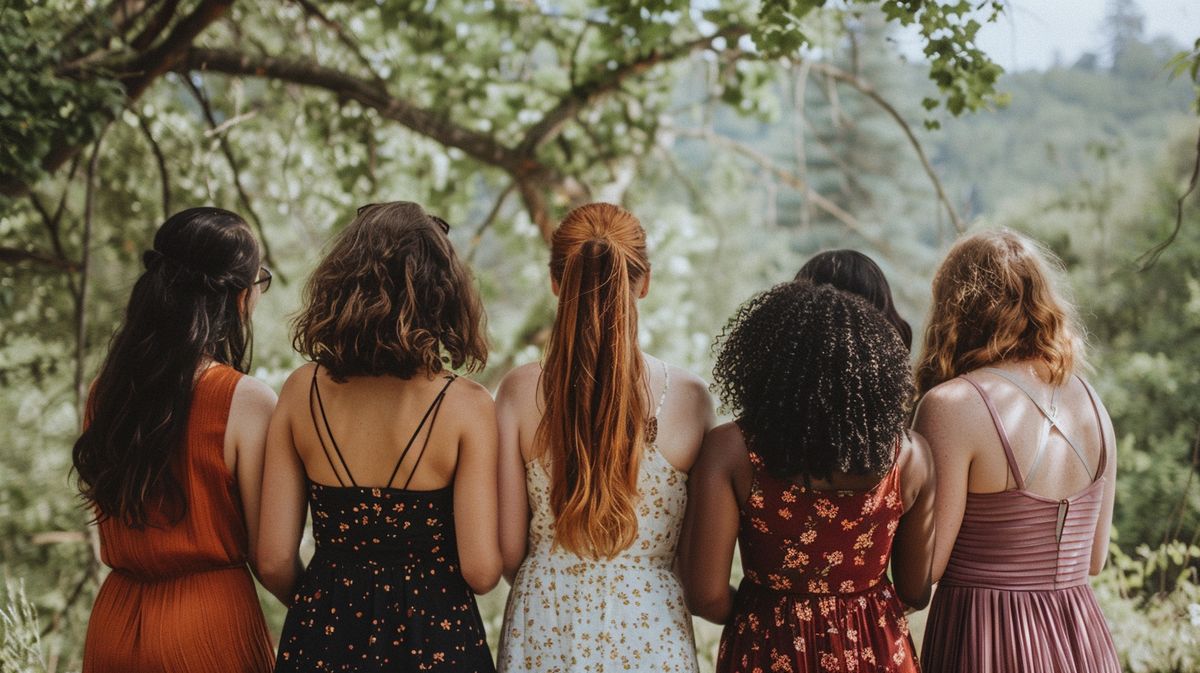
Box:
[82,365,274,673]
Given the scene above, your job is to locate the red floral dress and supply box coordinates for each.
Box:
[717,448,918,673]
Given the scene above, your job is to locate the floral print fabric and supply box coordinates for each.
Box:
[275,484,494,672]
[497,445,699,673]
[717,449,918,673]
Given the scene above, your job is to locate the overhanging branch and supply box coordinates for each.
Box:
[184,47,519,171]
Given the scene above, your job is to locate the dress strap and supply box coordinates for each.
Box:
[980,367,1094,483]
[386,374,458,490]
[309,365,356,487]
[645,361,670,445]
[653,361,671,418]
[962,375,1024,490]
[1077,376,1108,481]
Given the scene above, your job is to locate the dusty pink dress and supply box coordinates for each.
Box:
[920,372,1118,673]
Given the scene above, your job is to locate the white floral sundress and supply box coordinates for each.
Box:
[498,365,698,673]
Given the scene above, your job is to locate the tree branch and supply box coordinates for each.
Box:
[0,0,231,199]
[807,61,966,234]
[517,27,748,157]
[1138,125,1200,270]
[291,0,388,88]
[675,126,893,253]
[182,76,281,276]
[77,128,107,419]
[467,181,517,263]
[136,112,171,220]
[184,47,520,172]
[0,247,80,272]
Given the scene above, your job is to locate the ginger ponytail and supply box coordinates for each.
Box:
[538,203,650,559]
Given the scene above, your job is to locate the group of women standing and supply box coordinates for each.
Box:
[74,200,1119,673]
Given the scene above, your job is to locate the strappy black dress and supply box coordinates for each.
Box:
[274,368,495,672]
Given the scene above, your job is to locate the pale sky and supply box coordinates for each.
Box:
[896,0,1198,72]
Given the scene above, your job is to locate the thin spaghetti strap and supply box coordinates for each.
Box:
[653,361,670,418]
[1078,376,1108,480]
[309,365,357,487]
[963,376,1025,490]
[386,375,458,490]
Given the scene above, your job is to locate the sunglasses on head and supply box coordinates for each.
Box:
[356,203,451,234]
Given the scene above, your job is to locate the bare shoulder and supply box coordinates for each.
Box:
[898,429,934,479]
[916,377,980,416]
[495,362,542,404]
[277,362,318,401]
[442,374,495,412]
[700,421,749,467]
[231,374,278,413]
[665,364,713,410]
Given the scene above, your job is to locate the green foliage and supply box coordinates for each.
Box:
[0,2,123,189]
[1093,542,1200,673]
[753,0,1008,124]
[0,578,47,673]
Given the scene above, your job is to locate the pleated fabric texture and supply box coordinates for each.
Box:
[717,445,919,673]
[82,365,273,673]
[920,375,1119,673]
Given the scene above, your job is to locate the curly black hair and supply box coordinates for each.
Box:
[712,281,914,482]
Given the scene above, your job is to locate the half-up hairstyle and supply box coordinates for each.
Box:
[713,282,913,482]
[72,207,259,527]
[796,249,913,351]
[293,201,487,381]
[538,202,650,559]
[915,229,1085,396]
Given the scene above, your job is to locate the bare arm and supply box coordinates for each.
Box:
[679,422,742,624]
[256,368,310,604]
[890,431,936,609]
[226,376,278,586]
[496,368,532,583]
[913,381,974,583]
[453,382,503,593]
[1089,392,1118,575]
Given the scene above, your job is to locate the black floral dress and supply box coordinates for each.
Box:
[275,370,493,672]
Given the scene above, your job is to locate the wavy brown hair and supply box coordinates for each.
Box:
[916,229,1085,396]
[537,202,650,559]
[293,201,487,380]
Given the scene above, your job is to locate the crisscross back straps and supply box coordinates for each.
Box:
[980,368,1096,485]
[387,374,458,490]
[1077,376,1108,480]
[962,375,1024,490]
[310,365,356,487]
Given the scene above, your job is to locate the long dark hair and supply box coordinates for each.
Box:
[796,249,913,351]
[72,207,260,527]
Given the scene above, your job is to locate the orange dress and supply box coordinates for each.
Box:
[82,365,274,673]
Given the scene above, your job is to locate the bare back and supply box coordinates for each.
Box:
[504,355,710,474]
[284,363,475,490]
[915,360,1118,580]
[950,366,1109,500]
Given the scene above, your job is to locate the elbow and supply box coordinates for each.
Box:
[683,584,732,625]
[461,556,503,595]
[255,548,299,601]
[896,582,931,611]
[500,542,527,585]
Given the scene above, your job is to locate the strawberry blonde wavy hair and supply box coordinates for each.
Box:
[915,229,1086,396]
[537,202,651,559]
